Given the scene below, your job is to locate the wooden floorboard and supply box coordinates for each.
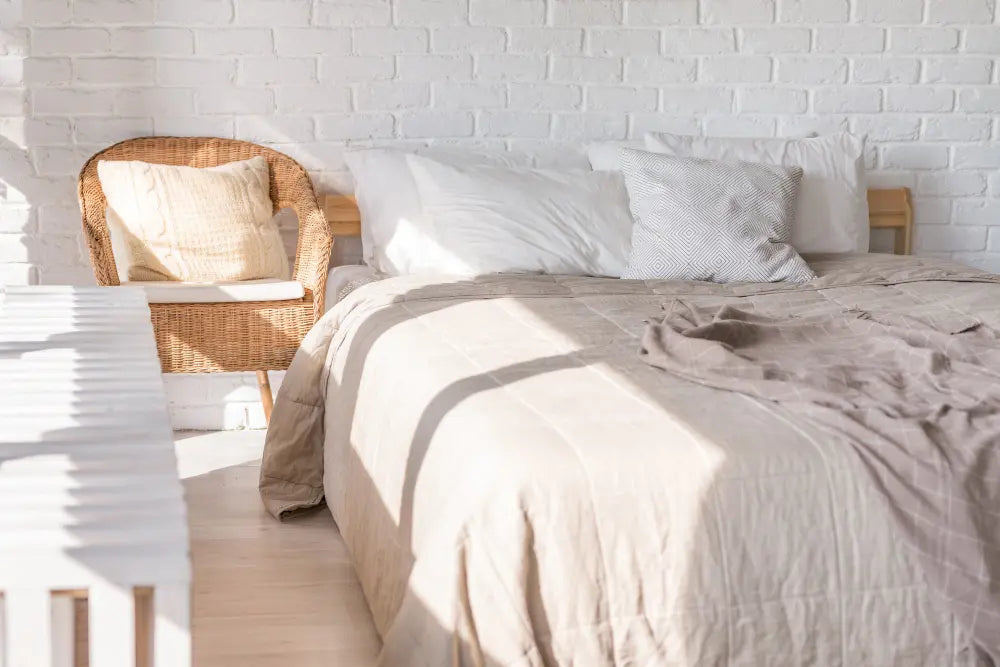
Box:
[178,431,380,667]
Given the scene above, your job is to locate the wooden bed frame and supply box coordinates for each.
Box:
[867,188,914,255]
[325,187,914,255]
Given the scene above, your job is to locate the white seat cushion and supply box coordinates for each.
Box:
[125,279,305,304]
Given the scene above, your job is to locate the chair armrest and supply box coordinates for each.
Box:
[289,193,333,321]
[78,154,122,286]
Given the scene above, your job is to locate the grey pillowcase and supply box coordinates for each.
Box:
[619,148,816,284]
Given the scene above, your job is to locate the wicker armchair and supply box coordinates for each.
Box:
[78,137,333,422]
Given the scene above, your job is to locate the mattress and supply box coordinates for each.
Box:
[323,264,380,312]
[261,253,1000,666]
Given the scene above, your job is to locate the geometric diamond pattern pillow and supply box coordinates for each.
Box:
[619,148,816,283]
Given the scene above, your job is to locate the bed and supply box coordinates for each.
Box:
[261,189,1000,666]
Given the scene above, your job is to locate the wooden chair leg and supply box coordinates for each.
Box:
[256,371,274,425]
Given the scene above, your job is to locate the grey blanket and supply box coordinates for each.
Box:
[641,299,1000,661]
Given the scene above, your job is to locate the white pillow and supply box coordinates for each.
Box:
[643,132,869,254]
[401,154,633,277]
[344,148,522,275]
[587,140,644,171]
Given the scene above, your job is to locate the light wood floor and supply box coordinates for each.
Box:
[177,430,380,666]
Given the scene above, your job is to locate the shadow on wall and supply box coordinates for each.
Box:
[0,130,94,285]
[0,2,30,287]
[3,0,296,430]
[1,2,95,289]
[5,0,442,430]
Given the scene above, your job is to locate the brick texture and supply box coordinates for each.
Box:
[2,0,1000,427]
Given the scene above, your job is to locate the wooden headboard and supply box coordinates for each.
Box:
[324,187,914,255]
[867,188,913,255]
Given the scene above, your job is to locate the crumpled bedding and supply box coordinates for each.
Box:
[640,300,1000,663]
[261,253,1000,666]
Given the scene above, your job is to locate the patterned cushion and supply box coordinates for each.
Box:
[619,149,815,284]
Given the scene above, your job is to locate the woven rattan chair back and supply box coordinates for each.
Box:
[77,137,332,414]
[79,136,331,312]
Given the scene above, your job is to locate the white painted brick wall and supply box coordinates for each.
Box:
[2,0,1000,429]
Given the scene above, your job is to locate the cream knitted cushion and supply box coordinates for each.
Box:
[97,156,289,282]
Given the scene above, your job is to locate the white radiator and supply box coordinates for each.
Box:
[0,286,190,667]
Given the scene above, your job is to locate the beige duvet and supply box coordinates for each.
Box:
[261,253,1000,666]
